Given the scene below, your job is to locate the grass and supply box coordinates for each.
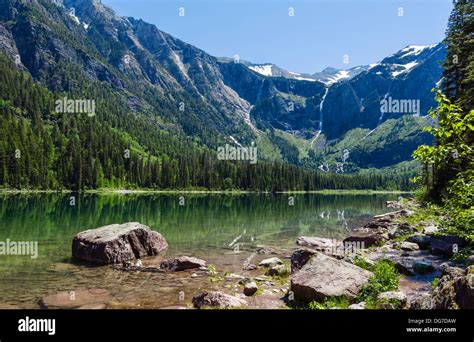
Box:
[308,296,350,310]
[355,259,401,309]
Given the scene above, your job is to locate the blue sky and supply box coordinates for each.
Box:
[102,0,453,73]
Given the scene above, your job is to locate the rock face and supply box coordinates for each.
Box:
[39,289,111,309]
[290,252,372,302]
[72,222,168,264]
[160,256,206,271]
[192,291,246,309]
[431,266,474,309]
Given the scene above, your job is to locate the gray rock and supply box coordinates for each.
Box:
[406,234,431,249]
[296,236,342,252]
[409,293,433,309]
[413,261,435,274]
[343,228,387,248]
[400,241,419,251]
[192,291,246,309]
[266,264,289,277]
[430,235,466,256]
[160,256,206,271]
[389,223,416,239]
[39,289,111,309]
[348,302,366,310]
[377,291,407,309]
[243,264,257,271]
[259,257,282,267]
[243,282,258,296]
[423,225,439,235]
[72,222,168,264]
[290,252,372,302]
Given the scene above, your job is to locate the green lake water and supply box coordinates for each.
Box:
[0,193,399,308]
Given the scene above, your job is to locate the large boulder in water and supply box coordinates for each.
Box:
[290,251,372,303]
[72,222,168,264]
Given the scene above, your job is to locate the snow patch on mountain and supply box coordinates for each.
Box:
[391,61,418,77]
[249,65,273,77]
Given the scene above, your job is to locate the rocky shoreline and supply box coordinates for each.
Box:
[30,200,474,309]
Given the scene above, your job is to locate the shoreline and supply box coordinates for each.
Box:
[0,189,412,195]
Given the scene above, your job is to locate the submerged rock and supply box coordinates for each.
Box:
[290,252,372,302]
[160,256,206,271]
[192,291,246,309]
[72,222,168,264]
[39,288,111,309]
[413,261,435,274]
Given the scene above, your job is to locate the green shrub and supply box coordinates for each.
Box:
[356,259,400,308]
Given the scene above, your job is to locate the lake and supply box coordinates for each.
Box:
[0,193,399,308]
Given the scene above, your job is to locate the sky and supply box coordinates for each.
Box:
[102,0,453,74]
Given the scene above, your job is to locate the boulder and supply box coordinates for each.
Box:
[296,236,342,252]
[400,241,419,251]
[243,282,258,296]
[266,264,289,277]
[343,228,387,248]
[259,257,282,267]
[192,291,246,309]
[406,234,431,249]
[423,225,439,235]
[290,248,316,273]
[409,293,433,309]
[72,222,168,264]
[388,223,416,239]
[160,256,206,271]
[431,266,473,309]
[430,235,466,256]
[377,291,407,309]
[39,288,111,309]
[348,302,366,309]
[290,252,372,302]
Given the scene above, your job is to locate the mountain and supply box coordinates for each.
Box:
[312,66,369,85]
[0,0,446,182]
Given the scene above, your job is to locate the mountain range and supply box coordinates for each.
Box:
[0,0,446,175]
